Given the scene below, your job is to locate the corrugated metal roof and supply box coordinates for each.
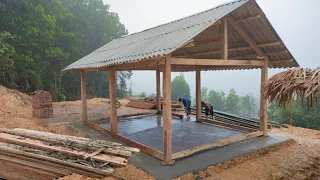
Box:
[64,0,249,71]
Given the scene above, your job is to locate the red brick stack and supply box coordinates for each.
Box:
[32,91,53,118]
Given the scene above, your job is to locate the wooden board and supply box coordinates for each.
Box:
[0,133,127,166]
[126,101,157,109]
[201,118,257,133]
[172,131,263,159]
[0,143,113,179]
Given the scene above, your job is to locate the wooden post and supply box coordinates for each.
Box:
[156,70,161,113]
[260,56,268,136]
[196,70,201,122]
[223,18,228,59]
[80,70,87,123]
[109,70,118,135]
[162,57,174,165]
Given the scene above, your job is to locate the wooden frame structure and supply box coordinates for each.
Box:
[66,0,299,165]
[78,19,272,163]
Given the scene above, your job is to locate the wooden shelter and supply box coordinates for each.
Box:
[64,0,299,164]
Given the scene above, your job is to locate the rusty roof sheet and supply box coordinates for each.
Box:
[64,0,249,71]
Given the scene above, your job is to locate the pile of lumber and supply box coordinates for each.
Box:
[126,97,184,110]
[190,106,281,132]
[31,91,53,118]
[0,128,139,180]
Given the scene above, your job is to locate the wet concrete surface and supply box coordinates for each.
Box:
[94,115,245,152]
[95,115,196,135]
[124,122,245,152]
[69,121,291,180]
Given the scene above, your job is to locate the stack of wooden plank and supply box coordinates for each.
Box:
[126,97,184,110]
[32,91,53,118]
[0,128,139,180]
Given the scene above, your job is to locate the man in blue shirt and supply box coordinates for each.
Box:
[179,97,191,116]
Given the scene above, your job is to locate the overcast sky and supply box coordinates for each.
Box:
[103,0,320,99]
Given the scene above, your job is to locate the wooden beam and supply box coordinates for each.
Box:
[194,36,224,45]
[106,58,165,71]
[0,133,127,166]
[180,41,195,48]
[230,50,289,60]
[223,18,228,59]
[236,14,263,23]
[196,70,201,122]
[172,131,263,159]
[225,15,264,56]
[109,70,118,135]
[190,42,281,57]
[162,57,173,164]
[201,118,257,133]
[156,70,161,112]
[260,56,268,136]
[271,59,294,64]
[85,121,164,160]
[0,143,113,177]
[179,49,191,56]
[171,58,264,67]
[80,70,87,123]
[214,14,263,26]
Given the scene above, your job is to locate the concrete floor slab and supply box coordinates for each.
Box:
[95,115,196,135]
[69,119,291,180]
[94,115,246,153]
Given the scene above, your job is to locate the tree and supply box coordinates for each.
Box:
[201,87,209,101]
[0,32,16,88]
[0,0,132,101]
[207,90,225,111]
[139,92,147,98]
[171,73,191,101]
[268,98,320,130]
[225,89,240,114]
[239,93,256,117]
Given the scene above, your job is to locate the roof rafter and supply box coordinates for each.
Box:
[225,15,265,56]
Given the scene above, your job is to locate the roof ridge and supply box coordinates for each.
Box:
[121,0,246,38]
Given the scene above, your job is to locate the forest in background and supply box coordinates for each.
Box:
[0,0,132,101]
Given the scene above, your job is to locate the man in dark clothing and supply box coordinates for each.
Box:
[201,101,214,119]
[179,97,191,116]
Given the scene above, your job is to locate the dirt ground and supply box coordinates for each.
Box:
[0,85,319,180]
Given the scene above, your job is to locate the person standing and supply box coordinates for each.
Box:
[201,101,214,119]
[179,97,191,116]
